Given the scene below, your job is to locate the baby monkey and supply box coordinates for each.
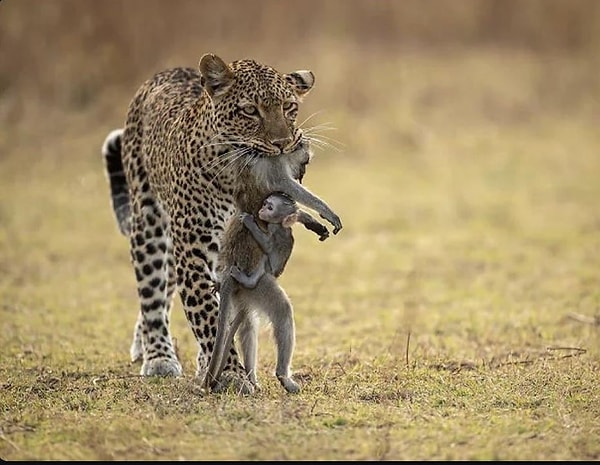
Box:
[208,192,329,393]
[232,192,329,288]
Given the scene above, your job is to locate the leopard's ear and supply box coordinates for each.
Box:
[284,70,315,100]
[199,54,234,98]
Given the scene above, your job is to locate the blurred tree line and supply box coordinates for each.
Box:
[1,0,599,111]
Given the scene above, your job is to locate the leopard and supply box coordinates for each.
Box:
[101,53,337,394]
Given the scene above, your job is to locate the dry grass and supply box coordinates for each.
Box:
[1,0,599,460]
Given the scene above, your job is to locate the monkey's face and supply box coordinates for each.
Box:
[258,198,279,223]
[258,195,297,224]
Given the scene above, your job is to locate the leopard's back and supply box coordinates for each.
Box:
[122,67,228,215]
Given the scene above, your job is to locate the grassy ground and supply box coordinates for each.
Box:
[1,46,599,460]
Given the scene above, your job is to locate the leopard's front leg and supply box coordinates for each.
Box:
[130,236,177,364]
[129,199,182,377]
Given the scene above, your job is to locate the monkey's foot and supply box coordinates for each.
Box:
[211,371,255,396]
[277,375,301,394]
[140,357,183,377]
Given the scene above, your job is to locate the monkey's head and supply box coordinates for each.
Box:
[258,192,298,227]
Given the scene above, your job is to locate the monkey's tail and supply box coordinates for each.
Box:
[102,128,131,236]
[205,276,235,390]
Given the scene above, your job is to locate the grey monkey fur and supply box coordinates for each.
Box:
[205,142,342,393]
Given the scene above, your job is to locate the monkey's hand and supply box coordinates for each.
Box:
[239,212,256,229]
[319,231,330,241]
[301,218,330,241]
[239,212,252,222]
[320,211,342,235]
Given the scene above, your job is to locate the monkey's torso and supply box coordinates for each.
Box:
[263,222,294,277]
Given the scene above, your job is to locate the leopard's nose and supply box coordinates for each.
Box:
[271,137,293,151]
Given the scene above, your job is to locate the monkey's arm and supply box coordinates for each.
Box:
[269,178,343,234]
[241,213,273,254]
[297,210,330,241]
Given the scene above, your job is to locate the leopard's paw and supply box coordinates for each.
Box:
[141,357,183,377]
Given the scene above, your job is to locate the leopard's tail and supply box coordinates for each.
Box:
[102,128,131,236]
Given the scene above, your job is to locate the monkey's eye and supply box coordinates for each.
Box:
[240,104,258,117]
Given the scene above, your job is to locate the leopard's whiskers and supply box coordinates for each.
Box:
[298,110,326,130]
[207,147,252,188]
[302,121,344,153]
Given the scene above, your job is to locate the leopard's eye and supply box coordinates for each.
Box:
[283,101,298,113]
[240,104,258,116]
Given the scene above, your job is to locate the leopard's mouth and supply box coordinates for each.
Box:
[234,146,284,160]
[232,137,305,159]
[229,144,264,159]
[287,137,304,154]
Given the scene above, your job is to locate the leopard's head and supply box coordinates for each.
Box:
[199,53,314,156]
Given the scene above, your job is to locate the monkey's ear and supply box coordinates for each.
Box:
[282,213,299,228]
[199,54,235,98]
[284,70,314,100]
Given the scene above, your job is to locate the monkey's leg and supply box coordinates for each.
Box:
[236,304,260,388]
[230,256,268,289]
[218,296,261,389]
[249,275,300,394]
[213,302,247,385]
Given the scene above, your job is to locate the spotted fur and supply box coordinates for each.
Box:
[102,55,316,393]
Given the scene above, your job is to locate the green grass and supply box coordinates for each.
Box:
[1,48,599,460]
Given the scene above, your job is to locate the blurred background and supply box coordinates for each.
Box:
[1,0,599,139]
